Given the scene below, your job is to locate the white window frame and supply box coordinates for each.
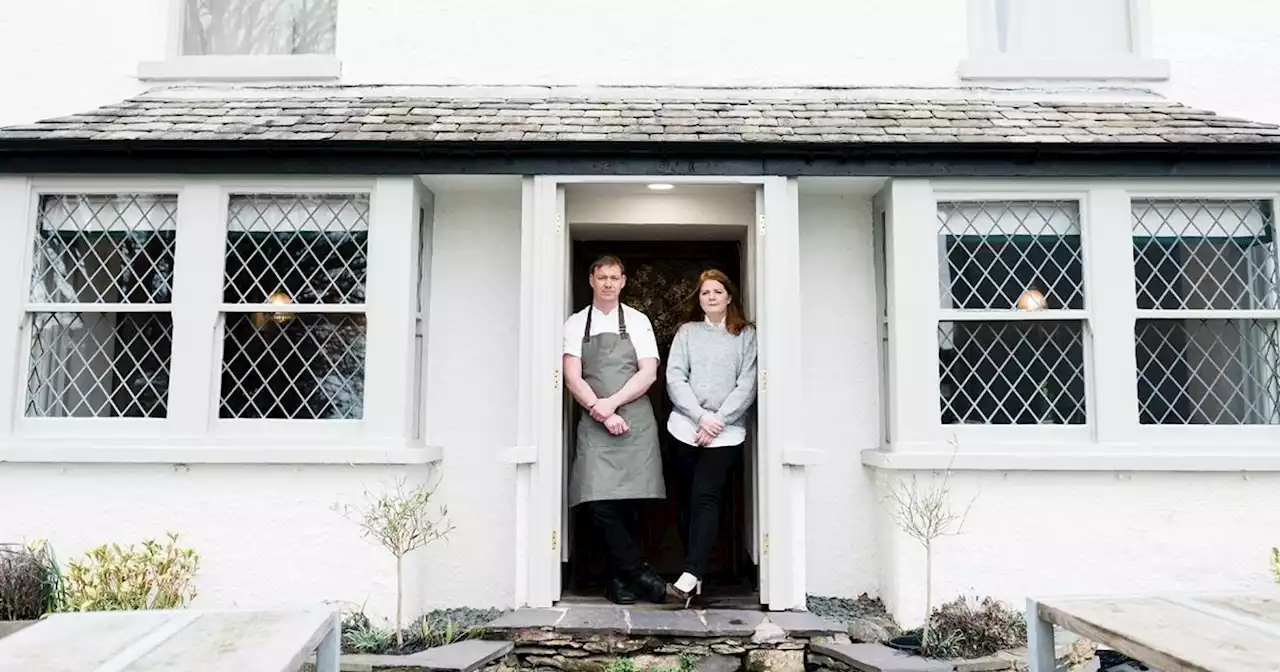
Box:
[1124,188,1280,449]
[136,0,342,83]
[960,0,1169,81]
[878,179,1280,470]
[15,182,186,440]
[0,176,434,464]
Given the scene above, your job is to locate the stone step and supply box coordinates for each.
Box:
[324,640,514,672]
[484,606,843,640]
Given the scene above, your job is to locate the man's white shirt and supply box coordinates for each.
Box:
[563,303,660,361]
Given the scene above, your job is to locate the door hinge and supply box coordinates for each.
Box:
[551,530,559,552]
[757,213,766,235]
[763,533,770,555]
[760,370,768,392]
[553,369,561,388]
[556,214,563,234]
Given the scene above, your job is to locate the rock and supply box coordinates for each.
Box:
[750,621,786,644]
[806,653,854,672]
[746,649,804,672]
[711,643,746,655]
[629,654,685,671]
[696,653,743,672]
[848,616,896,644]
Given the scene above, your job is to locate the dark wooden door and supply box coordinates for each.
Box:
[565,240,755,596]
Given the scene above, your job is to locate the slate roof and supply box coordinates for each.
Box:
[4,87,1280,144]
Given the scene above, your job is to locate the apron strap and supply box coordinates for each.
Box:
[618,304,630,340]
[582,305,593,344]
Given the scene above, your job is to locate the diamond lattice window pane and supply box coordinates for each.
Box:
[219,312,366,419]
[1132,199,1280,310]
[26,312,173,418]
[938,201,1084,310]
[184,0,337,56]
[1136,319,1280,424]
[31,194,177,304]
[939,320,1086,424]
[224,194,369,305]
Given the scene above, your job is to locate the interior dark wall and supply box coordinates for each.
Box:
[566,239,754,596]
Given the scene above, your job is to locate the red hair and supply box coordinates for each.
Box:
[684,269,752,336]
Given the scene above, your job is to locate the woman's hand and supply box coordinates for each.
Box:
[695,429,714,446]
[590,397,619,422]
[698,414,725,437]
[604,414,629,436]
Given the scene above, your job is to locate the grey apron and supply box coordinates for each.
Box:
[568,306,665,507]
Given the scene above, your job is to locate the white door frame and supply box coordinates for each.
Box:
[510,174,813,611]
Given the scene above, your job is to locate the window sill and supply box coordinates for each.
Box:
[0,444,441,465]
[958,57,1170,81]
[137,55,342,83]
[862,449,1280,472]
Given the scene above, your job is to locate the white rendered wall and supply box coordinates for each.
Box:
[797,193,882,599]
[875,470,1280,627]
[0,463,416,618]
[419,178,525,609]
[7,1,1280,127]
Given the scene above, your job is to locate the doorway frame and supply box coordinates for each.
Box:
[510,175,812,611]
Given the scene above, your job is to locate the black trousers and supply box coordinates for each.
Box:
[586,499,645,578]
[671,439,742,578]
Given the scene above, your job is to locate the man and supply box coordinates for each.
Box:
[563,255,668,604]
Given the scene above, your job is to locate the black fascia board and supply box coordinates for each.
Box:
[3,139,1280,177]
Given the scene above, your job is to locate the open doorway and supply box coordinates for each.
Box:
[559,184,760,606]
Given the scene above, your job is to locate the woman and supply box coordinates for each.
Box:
[663,269,758,607]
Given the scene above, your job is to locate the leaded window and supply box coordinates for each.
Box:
[24,194,177,418]
[1132,199,1280,425]
[218,193,368,420]
[936,200,1087,425]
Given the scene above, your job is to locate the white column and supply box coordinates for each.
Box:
[0,178,30,436]
[168,184,226,436]
[363,177,420,440]
[760,176,804,610]
[884,180,942,450]
[1085,187,1140,444]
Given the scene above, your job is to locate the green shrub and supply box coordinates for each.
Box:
[1271,546,1279,583]
[922,595,1027,659]
[63,533,199,611]
[0,540,63,620]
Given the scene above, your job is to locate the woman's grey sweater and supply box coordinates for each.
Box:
[665,321,758,446]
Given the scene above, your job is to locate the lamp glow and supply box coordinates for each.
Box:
[647,183,675,191]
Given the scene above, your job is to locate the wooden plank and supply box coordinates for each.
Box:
[0,611,177,672]
[125,608,336,672]
[1194,596,1280,628]
[1038,597,1280,672]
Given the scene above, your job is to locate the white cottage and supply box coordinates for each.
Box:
[2,0,1280,629]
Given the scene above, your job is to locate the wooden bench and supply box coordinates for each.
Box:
[1027,591,1280,671]
[0,606,341,672]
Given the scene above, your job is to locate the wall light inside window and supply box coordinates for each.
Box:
[647,183,675,191]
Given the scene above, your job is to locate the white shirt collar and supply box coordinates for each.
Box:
[705,314,726,328]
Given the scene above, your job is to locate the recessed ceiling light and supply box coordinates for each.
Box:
[647,183,675,191]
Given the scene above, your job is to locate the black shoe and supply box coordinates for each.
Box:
[605,576,638,605]
[629,566,669,604]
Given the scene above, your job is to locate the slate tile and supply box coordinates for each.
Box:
[702,609,764,637]
[484,608,565,630]
[556,607,628,634]
[765,611,844,636]
[810,642,952,672]
[628,608,708,636]
[411,640,515,671]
